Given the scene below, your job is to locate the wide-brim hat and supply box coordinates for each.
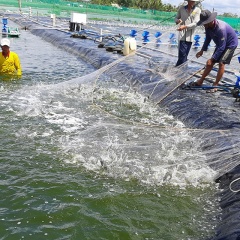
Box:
[197,10,217,26]
[1,38,10,47]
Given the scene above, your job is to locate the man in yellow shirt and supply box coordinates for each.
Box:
[0,38,22,78]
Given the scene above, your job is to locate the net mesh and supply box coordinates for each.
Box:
[6,12,240,180]
[59,51,240,180]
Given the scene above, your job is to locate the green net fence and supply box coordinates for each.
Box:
[0,0,240,30]
[217,16,240,31]
[0,0,175,27]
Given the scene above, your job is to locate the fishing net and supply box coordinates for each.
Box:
[5,11,240,240]
[11,13,240,181]
[57,47,240,181]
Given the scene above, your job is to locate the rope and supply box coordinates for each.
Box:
[146,53,200,99]
[229,177,240,193]
[154,66,205,105]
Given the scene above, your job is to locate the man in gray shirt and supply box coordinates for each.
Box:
[175,0,201,66]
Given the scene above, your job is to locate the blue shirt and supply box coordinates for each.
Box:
[202,20,238,61]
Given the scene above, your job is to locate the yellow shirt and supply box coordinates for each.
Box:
[0,51,22,76]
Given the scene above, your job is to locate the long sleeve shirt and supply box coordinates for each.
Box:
[201,20,238,61]
[175,5,201,42]
[0,51,22,76]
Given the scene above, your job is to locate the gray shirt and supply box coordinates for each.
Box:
[175,5,201,42]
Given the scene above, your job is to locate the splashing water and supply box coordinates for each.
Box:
[0,18,222,240]
[5,68,216,188]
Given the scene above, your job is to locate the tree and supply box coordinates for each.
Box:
[68,0,177,11]
[117,0,134,8]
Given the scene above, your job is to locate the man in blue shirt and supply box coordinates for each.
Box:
[193,10,238,92]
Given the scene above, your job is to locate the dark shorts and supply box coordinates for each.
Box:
[214,47,237,64]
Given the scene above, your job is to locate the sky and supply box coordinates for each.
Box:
[162,0,240,15]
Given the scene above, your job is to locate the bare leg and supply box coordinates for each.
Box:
[213,62,225,86]
[197,62,214,86]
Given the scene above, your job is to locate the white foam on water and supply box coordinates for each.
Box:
[4,72,217,188]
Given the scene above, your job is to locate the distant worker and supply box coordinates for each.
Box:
[175,0,201,66]
[0,38,22,78]
[193,10,238,92]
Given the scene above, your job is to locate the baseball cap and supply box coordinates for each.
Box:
[1,38,10,47]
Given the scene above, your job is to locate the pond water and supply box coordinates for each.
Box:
[0,27,221,239]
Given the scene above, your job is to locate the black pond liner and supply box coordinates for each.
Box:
[8,13,240,240]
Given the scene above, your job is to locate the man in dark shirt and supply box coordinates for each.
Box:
[193,10,238,92]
